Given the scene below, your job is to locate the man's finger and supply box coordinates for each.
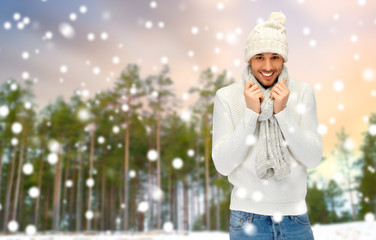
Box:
[271,88,279,96]
[283,78,286,85]
[274,84,283,92]
[271,91,278,100]
[244,81,250,90]
[250,84,260,92]
[245,81,254,89]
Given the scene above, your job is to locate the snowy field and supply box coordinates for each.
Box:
[0,221,375,240]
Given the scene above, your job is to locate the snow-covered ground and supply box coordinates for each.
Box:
[0,221,375,240]
[311,221,376,240]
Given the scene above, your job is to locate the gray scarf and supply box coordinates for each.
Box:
[241,64,291,180]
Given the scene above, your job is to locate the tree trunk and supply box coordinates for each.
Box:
[61,145,71,229]
[108,184,113,231]
[16,174,25,230]
[12,131,26,221]
[34,151,45,227]
[218,172,223,229]
[147,160,153,230]
[94,172,100,230]
[172,178,177,230]
[87,127,95,231]
[0,140,5,228]
[195,141,202,230]
[3,146,18,231]
[156,112,161,229]
[183,179,189,231]
[68,154,77,231]
[189,177,193,231]
[76,154,83,231]
[131,172,138,231]
[123,109,130,231]
[52,150,63,231]
[111,183,116,231]
[101,160,106,231]
[137,172,144,232]
[204,111,210,230]
[345,155,356,220]
[168,168,172,222]
[42,186,51,230]
[215,183,220,230]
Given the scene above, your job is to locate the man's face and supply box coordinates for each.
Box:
[248,53,284,88]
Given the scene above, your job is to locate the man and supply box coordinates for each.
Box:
[211,12,322,239]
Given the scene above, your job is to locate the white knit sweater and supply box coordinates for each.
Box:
[211,78,322,216]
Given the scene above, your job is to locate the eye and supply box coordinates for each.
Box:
[272,56,280,60]
[256,56,263,60]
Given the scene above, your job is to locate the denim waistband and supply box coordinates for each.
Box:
[231,209,307,222]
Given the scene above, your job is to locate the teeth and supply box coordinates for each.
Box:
[262,72,273,77]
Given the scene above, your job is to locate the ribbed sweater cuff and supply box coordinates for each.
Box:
[274,107,291,127]
[244,107,260,124]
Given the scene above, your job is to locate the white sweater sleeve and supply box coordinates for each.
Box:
[274,83,323,169]
[211,90,260,176]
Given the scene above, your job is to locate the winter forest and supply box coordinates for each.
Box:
[1,0,376,239]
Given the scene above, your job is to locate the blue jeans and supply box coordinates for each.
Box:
[229,210,314,240]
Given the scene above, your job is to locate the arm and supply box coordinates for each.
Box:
[274,83,323,169]
[211,90,260,176]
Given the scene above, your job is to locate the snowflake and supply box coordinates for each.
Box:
[333,80,344,92]
[28,187,40,198]
[172,158,183,169]
[59,23,75,39]
[25,224,37,235]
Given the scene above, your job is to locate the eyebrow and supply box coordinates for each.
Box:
[255,53,280,56]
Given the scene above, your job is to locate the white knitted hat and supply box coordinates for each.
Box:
[244,12,288,63]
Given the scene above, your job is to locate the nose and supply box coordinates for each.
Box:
[264,59,272,71]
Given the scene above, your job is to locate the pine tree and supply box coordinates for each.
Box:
[144,65,175,229]
[356,113,376,219]
[306,182,330,224]
[189,68,234,230]
[324,179,345,223]
[334,127,358,220]
[115,64,145,230]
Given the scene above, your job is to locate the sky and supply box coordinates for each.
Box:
[0,0,376,186]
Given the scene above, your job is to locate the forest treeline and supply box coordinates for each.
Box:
[0,63,375,233]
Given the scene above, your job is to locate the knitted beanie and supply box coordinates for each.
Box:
[244,11,288,63]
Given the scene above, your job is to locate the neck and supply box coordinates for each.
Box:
[256,79,278,89]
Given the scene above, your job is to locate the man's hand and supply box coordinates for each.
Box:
[244,81,264,114]
[270,78,289,114]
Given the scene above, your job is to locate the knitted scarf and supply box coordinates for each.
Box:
[241,64,291,180]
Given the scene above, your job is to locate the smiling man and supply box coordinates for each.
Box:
[211,12,322,239]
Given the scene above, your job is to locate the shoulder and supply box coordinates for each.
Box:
[289,79,317,104]
[289,78,311,89]
[289,78,314,94]
[215,81,243,100]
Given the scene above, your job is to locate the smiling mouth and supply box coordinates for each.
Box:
[261,72,274,78]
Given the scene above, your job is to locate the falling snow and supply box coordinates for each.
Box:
[0,1,375,237]
[59,22,75,39]
[172,157,183,169]
[363,68,374,81]
[28,187,40,198]
[147,149,158,161]
[191,26,199,35]
[22,163,34,175]
[47,153,58,165]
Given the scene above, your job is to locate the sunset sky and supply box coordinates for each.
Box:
[1,0,376,185]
